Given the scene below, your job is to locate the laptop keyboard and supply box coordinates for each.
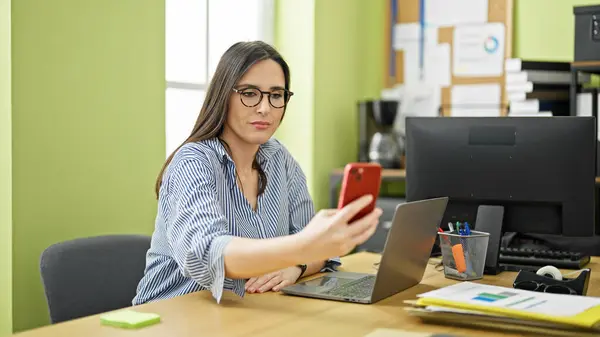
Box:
[322,275,376,299]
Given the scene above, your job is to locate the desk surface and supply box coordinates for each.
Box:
[14,253,600,337]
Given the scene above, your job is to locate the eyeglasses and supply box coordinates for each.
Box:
[232,87,293,109]
[513,280,577,295]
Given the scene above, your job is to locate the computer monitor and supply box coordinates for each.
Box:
[405,116,596,239]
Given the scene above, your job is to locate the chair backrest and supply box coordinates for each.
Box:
[40,234,151,324]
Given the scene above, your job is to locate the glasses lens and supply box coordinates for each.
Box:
[239,88,261,107]
[514,281,539,291]
[544,285,574,294]
[268,89,287,108]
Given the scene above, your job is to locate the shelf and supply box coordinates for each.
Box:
[572,61,600,73]
[330,168,406,179]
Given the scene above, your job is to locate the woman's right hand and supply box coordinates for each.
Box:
[297,195,383,262]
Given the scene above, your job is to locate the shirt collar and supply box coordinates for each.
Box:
[207,137,280,165]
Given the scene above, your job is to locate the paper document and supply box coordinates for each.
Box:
[424,43,451,87]
[392,23,420,84]
[405,306,600,337]
[425,0,488,27]
[507,92,526,102]
[506,71,529,83]
[401,84,441,118]
[393,23,419,50]
[453,23,505,77]
[510,99,539,113]
[506,81,533,93]
[393,23,438,50]
[509,112,553,117]
[418,282,600,317]
[576,92,600,141]
[401,42,420,85]
[450,84,501,117]
[380,85,404,101]
[393,84,441,137]
[505,58,522,72]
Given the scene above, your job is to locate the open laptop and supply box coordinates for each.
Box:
[281,197,449,304]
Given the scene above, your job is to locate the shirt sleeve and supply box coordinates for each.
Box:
[163,157,236,303]
[287,157,341,272]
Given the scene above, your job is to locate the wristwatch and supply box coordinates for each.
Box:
[296,264,307,278]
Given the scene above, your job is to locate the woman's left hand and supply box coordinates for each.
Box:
[245,266,302,293]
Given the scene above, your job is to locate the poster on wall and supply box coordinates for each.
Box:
[453,23,505,77]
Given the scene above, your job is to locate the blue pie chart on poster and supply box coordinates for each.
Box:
[484,36,499,54]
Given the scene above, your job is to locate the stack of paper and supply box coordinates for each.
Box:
[576,90,600,141]
[504,59,573,117]
[405,282,600,336]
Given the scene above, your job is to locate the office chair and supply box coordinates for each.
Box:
[40,234,151,324]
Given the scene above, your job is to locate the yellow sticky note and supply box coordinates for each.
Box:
[100,310,161,329]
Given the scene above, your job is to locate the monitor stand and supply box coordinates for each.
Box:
[473,205,505,275]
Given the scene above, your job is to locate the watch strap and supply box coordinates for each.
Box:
[297,264,307,278]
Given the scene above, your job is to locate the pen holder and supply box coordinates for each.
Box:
[438,230,489,281]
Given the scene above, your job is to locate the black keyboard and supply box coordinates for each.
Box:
[499,247,590,272]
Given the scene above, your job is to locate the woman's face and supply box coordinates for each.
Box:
[224,59,287,146]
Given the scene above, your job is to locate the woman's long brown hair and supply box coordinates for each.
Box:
[155,41,291,198]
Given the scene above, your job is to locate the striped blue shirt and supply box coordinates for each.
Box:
[132,137,340,305]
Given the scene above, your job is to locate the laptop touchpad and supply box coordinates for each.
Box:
[295,276,356,293]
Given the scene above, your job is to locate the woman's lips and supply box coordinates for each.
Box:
[251,121,271,130]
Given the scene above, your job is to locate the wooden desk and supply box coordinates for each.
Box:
[13,252,600,337]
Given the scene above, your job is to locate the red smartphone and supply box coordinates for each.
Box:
[337,163,382,223]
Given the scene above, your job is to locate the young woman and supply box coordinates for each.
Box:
[133,41,382,304]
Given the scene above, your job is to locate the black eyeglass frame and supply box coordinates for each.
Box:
[513,280,577,295]
[232,87,294,109]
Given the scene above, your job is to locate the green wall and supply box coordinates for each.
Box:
[275,0,385,209]
[11,0,165,331]
[313,0,386,209]
[513,0,600,61]
[0,0,11,335]
[274,0,316,189]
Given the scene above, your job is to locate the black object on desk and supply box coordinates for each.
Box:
[473,205,505,275]
[405,117,598,276]
[499,247,591,272]
[513,268,591,296]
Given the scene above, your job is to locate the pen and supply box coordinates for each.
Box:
[438,227,457,270]
[438,227,451,245]
[448,222,455,233]
[461,222,476,276]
